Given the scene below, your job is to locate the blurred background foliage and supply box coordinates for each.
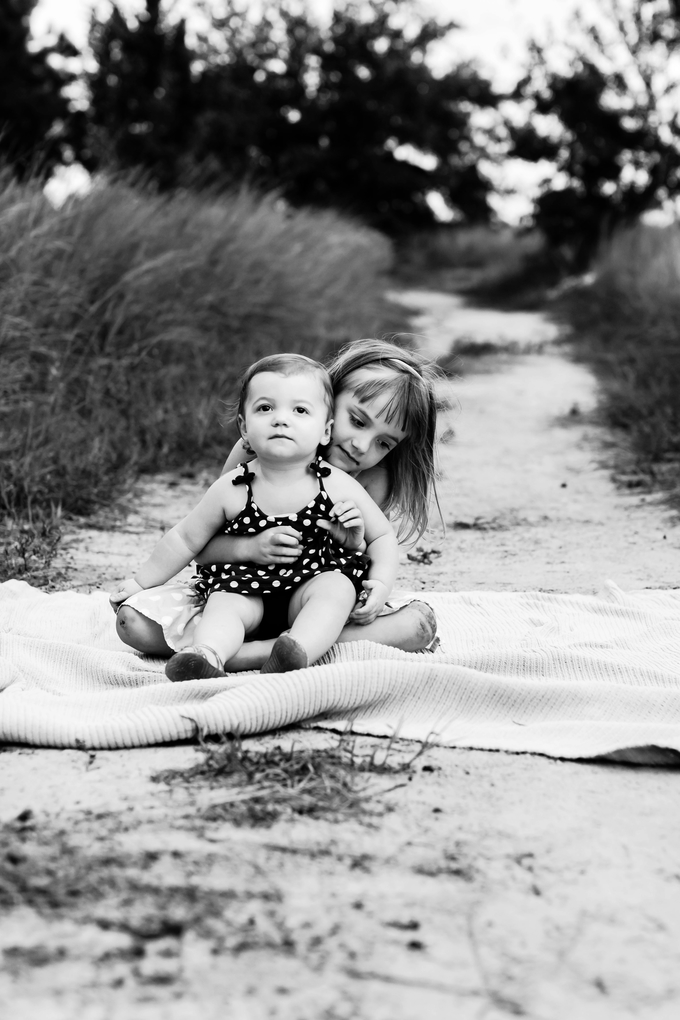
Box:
[3,0,680,250]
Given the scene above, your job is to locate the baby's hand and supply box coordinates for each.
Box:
[253,526,303,565]
[317,500,365,550]
[109,577,144,612]
[349,579,389,625]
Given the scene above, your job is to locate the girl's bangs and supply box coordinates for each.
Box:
[351,374,417,431]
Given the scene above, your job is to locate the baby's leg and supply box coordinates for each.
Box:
[166,592,264,682]
[337,601,437,652]
[116,606,173,656]
[261,572,356,673]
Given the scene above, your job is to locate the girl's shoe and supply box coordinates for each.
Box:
[165,645,225,682]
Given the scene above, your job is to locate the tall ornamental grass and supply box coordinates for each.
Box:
[0,174,394,525]
[558,221,680,488]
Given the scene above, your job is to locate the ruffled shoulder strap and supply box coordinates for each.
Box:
[231,462,256,487]
[308,454,331,482]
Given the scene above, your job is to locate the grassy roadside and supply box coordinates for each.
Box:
[399,219,680,512]
[394,224,560,309]
[0,175,401,583]
[554,222,680,507]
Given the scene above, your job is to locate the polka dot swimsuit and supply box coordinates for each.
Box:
[192,462,370,602]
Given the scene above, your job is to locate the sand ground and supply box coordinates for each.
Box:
[2,289,680,1020]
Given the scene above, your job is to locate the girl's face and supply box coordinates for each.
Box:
[329,370,407,475]
[240,371,332,463]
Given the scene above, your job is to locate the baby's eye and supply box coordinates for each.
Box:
[294,406,309,414]
[255,403,271,412]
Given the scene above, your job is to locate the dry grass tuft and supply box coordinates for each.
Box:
[154,733,428,827]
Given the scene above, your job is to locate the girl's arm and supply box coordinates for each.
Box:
[325,470,399,623]
[315,459,391,551]
[109,475,241,607]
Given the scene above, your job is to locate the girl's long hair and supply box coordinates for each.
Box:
[327,338,443,542]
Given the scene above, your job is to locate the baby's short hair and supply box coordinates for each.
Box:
[236,353,334,421]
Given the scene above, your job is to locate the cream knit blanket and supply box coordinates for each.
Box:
[2,579,680,764]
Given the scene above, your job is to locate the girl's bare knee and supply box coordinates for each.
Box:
[116,606,171,655]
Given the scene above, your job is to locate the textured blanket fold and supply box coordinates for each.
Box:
[2,579,680,764]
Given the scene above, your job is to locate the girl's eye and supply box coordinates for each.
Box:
[349,414,364,428]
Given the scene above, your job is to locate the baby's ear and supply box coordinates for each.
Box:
[323,418,334,444]
[238,417,254,455]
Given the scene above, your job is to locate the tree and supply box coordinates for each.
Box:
[85,0,498,232]
[511,0,680,266]
[196,0,498,232]
[0,0,82,179]
[87,0,196,187]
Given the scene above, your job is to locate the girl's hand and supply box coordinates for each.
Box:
[317,500,365,550]
[109,577,144,612]
[253,526,303,564]
[349,579,389,625]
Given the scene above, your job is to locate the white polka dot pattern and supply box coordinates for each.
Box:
[192,463,369,601]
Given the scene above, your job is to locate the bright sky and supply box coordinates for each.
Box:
[32,0,592,221]
[33,0,589,87]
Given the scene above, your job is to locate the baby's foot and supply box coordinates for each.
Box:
[165,645,225,682]
[260,634,309,674]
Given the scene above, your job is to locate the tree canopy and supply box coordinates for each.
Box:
[5,0,680,255]
[510,0,680,265]
[83,0,499,232]
[87,0,196,190]
[0,0,84,178]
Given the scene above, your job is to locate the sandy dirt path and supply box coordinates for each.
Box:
[3,290,680,1020]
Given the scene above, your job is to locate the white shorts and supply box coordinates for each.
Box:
[123,583,426,653]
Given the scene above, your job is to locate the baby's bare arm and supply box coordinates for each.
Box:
[196,526,304,566]
[109,474,242,608]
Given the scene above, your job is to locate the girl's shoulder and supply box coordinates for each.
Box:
[356,463,390,509]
